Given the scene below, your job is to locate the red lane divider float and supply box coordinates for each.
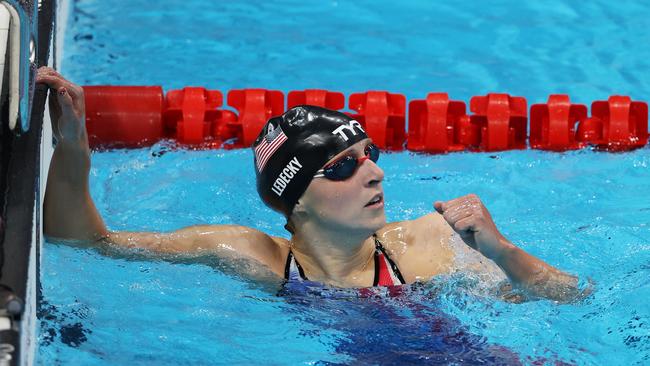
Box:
[408,93,468,153]
[287,89,345,110]
[469,93,528,152]
[227,89,284,147]
[81,86,649,152]
[530,95,587,151]
[164,87,222,144]
[83,86,165,148]
[348,91,406,150]
[590,96,648,150]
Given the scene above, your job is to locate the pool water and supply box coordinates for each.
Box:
[39,0,650,365]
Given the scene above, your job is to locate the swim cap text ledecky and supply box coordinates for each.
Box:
[271,157,303,196]
[253,105,369,217]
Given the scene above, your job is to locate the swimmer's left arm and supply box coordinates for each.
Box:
[434,194,586,302]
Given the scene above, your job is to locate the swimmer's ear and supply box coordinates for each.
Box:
[287,201,307,233]
[292,200,307,215]
[291,200,310,225]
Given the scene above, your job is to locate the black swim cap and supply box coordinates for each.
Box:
[253,105,369,216]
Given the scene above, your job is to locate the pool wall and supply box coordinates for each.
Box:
[0,0,60,364]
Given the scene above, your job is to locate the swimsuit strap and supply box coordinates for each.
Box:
[284,235,406,286]
[284,250,307,281]
[373,234,406,286]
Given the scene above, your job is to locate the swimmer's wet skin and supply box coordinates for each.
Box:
[38,66,586,301]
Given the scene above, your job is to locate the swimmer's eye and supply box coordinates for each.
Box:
[314,144,380,181]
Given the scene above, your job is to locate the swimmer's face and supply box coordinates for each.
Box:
[297,139,386,234]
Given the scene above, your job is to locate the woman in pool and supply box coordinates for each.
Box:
[38,67,582,300]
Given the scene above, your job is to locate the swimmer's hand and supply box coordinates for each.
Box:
[434,194,512,261]
[35,66,87,144]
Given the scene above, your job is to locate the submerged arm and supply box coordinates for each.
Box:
[484,237,582,301]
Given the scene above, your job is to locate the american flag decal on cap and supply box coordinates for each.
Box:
[254,125,288,172]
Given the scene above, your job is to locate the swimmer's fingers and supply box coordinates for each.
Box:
[447,204,476,223]
[36,67,71,91]
[435,194,482,212]
[442,208,471,230]
[54,88,86,142]
[435,194,483,223]
[435,199,464,224]
[453,216,476,233]
[433,201,444,214]
[37,67,86,141]
[36,67,85,104]
[55,88,75,114]
[436,200,476,243]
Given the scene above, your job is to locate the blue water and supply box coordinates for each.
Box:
[39,0,650,365]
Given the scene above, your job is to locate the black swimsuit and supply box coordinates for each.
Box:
[284,234,406,286]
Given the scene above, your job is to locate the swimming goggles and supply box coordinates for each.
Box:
[313,144,380,180]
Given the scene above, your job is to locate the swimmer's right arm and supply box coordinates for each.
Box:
[38,68,289,276]
[106,225,289,275]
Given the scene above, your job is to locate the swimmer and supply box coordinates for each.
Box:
[38,67,584,301]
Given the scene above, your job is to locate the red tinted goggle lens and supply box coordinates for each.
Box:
[322,144,380,180]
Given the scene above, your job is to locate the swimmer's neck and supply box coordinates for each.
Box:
[290,226,376,286]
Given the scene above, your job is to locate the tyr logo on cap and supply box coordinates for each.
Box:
[331,120,365,141]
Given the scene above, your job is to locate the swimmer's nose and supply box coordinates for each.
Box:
[361,158,384,186]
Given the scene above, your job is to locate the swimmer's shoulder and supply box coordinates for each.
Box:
[376,212,455,281]
[377,212,453,248]
[410,212,455,241]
